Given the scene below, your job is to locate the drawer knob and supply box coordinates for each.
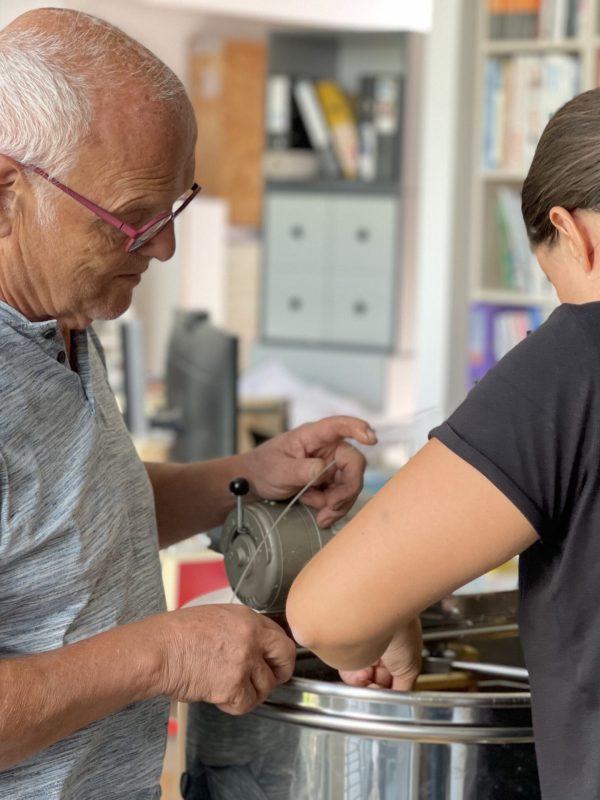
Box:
[288,296,304,312]
[355,227,370,242]
[353,300,368,316]
[290,224,305,240]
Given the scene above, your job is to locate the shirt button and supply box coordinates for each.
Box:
[57,351,66,364]
[43,328,57,340]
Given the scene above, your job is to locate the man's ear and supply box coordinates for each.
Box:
[548,206,593,272]
[0,156,20,238]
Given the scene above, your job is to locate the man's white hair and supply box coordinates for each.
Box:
[0,10,187,224]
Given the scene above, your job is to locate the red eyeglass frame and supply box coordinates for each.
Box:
[25,163,200,252]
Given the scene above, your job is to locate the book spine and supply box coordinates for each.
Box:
[493,60,509,169]
[470,303,544,385]
[373,75,402,181]
[489,0,540,39]
[523,56,542,169]
[357,76,377,182]
[483,59,500,169]
[293,79,340,178]
[265,74,291,150]
[315,80,359,180]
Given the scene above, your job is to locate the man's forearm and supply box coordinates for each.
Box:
[0,618,163,770]
[145,454,256,549]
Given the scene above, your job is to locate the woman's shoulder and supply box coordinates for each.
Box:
[496,301,600,381]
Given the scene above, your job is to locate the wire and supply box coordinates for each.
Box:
[230,459,337,604]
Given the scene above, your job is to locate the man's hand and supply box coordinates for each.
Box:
[339,619,422,691]
[245,415,377,528]
[155,605,296,714]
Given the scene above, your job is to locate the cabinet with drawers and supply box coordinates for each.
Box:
[255,29,409,410]
[263,191,400,350]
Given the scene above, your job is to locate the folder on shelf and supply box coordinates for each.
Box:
[293,79,340,178]
[315,80,359,180]
[373,75,402,181]
[265,74,292,151]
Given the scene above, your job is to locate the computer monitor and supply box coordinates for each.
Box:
[163,310,238,463]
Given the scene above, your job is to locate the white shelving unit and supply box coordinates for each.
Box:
[466,0,600,385]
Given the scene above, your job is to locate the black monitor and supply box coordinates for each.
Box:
[161,310,238,463]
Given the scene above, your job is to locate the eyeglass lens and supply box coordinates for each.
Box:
[127,187,196,252]
[128,217,172,252]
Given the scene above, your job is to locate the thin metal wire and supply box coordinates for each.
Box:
[230,459,338,603]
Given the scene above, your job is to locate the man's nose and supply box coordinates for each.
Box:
[138,222,176,261]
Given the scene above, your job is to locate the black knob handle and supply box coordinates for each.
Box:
[288,295,303,312]
[356,227,370,242]
[230,477,250,497]
[353,300,368,316]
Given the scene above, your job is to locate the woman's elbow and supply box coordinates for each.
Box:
[285,580,383,671]
[285,578,323,651]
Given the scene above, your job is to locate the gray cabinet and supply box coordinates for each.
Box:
[263,191,399,349]
[256,29,407,410]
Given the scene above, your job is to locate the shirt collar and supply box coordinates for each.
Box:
[0,299,59,338]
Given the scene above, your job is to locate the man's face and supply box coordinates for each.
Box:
[15,93,197,329]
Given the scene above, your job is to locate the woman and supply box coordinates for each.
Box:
[287,88,600,800]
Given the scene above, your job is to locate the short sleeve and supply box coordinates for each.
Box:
[429,304,600,542]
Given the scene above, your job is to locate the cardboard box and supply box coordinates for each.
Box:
[189,39,266,226]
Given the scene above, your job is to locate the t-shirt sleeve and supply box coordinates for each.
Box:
[429,304,600,542]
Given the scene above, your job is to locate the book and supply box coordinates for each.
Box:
[488,0,540,40]
[539,0,582,39]
[293,79,340,178]
[497,186,533,291]
[482,53,580,171]
[265,74,312,152]
[495,200,517,290]
[265,74,292,150]
[315,80,359,180]
[357,76,377,182]
[468,303,543,386]
[483,58,501,169]
[373,75,402,181]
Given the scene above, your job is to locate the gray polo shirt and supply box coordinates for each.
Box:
[0,302,169,799]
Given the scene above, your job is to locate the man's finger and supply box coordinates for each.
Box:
[250,661,278,701]
[217,682,258,716]
[276,457,333,494]
[298,416,377,452]
[298,489,328,510]
[261,629,296,683]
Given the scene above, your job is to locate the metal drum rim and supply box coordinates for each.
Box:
[272,674,531,709]
[255,702,534,744]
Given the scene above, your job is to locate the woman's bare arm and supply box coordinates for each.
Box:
[286,438,538,671]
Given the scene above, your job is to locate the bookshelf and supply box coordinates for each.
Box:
[254,31,411,410]
[467,0,600,386]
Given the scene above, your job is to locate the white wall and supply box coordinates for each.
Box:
[413,0,475,420]
[141,0,432,32]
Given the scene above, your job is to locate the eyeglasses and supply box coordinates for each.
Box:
[26,164,200,252]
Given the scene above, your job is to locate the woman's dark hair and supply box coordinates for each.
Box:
[522,88,600,247]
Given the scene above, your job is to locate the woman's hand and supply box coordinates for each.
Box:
[339,619,422,691]
[245,415,377,527]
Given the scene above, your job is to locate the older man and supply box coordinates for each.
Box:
[0,9,374,799]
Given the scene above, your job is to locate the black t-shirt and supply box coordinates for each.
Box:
[430,302,600,800]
